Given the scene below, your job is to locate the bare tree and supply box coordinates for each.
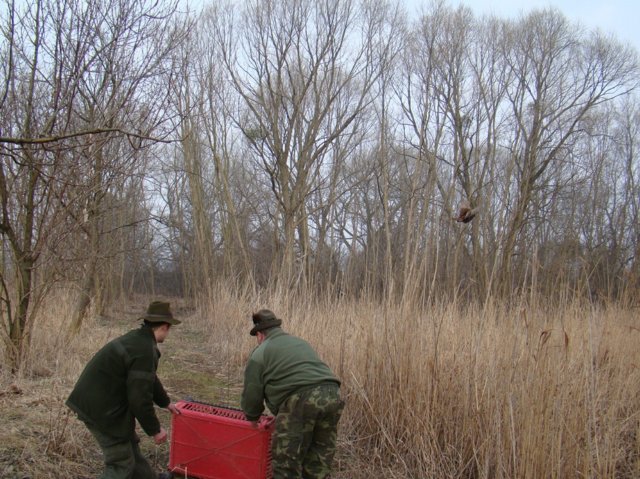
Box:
[0,0,187,369]
[67,0,187,329]
[496,9,638,297]
[212,0,399,288]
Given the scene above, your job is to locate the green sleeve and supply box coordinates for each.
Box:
[127,351,162,436]
[153,376,170,408]
[241,356,265,421]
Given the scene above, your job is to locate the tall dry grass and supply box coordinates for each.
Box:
[197,286,640,478]
[3,286,639,478]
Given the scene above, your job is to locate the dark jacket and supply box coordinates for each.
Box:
[241,327,340,421]
[66,326,170,439]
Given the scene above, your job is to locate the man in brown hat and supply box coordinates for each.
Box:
[241,309,344,479]
[67,301,181,479]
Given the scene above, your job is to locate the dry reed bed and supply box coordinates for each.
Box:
[194,288,639,478]
[3,289,639,478]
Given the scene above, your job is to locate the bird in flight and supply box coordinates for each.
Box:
[454,201,477,223]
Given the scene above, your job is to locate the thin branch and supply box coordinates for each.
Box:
[0,128,177,146]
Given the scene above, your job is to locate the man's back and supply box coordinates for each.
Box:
[242,328,339,418]
[66,327,164,438]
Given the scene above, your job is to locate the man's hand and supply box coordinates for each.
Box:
[153,427,168,444]
[167,402,181,415]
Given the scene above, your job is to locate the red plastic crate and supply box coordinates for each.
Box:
[169,400,275,479]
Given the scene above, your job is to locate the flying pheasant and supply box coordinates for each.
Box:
[454,201,477,223]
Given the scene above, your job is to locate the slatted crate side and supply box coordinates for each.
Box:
[169,400,274,479]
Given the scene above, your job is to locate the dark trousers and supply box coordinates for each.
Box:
[272,383,345,479]
[85,423,156,479]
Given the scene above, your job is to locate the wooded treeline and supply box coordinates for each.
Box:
[1,0,639,370]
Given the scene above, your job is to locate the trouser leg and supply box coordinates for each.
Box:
[131,434,157,479]
[85,424,156,479]
[301,384,344,479]
[271,384,344,479]
[272,391,313,479]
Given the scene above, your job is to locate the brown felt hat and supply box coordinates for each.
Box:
[250,309,282,336]
[141,301,181,325]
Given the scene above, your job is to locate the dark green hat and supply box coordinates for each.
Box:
[142,301,181,325]
[250,309,282,336]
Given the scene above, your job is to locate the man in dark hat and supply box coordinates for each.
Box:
[241,309,344,479]
[67,301,181,479]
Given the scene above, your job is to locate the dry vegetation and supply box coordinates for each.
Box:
[1,287,639,478]
[2,1,639,478]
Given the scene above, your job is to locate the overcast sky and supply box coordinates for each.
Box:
[406,0,640,52]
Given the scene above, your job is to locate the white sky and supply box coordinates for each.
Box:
[406,0,640,52]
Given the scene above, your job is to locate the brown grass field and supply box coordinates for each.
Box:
[1,286,639,478]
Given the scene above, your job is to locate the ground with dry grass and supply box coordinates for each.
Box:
[1,289,639,478]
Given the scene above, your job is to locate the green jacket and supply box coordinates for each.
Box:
[66,326,170,440]
[241,328,340,421]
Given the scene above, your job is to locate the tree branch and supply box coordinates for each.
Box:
[0,128,175,146]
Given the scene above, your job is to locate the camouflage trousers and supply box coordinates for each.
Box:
[272,382,345,479]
